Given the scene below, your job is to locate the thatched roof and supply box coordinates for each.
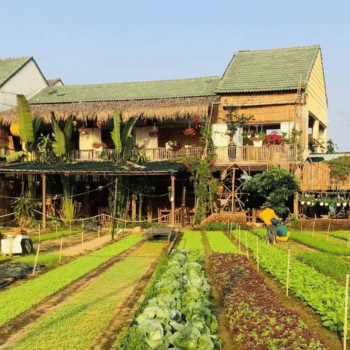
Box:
[0,96,219,124]
[0,75,220,124]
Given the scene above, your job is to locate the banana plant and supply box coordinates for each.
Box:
[6,95,41,163]
[110,110,137,167]
[51,113,73,157]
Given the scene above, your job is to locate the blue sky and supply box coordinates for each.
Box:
[1,0,349,151]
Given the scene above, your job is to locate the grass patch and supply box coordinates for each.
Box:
[30,229,80,243]
[290,230,350,255]
[297,251,348,282]
[206,231,244,254]
[10,242,165,350]
[0,234,143,327]
[178,231,204,251]
[14,252,66,266]
[331,231,350,241]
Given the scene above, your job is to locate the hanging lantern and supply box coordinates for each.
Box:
[10,124,20,137]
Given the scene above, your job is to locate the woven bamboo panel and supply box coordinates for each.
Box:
[296,163,350,191]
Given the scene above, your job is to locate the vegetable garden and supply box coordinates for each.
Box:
[1,225,350,349]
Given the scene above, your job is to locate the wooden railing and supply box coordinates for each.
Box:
[54,145,298,164]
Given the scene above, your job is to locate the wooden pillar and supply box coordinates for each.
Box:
[42,174,46,229]
[147,198,153,223]
[111,178,118,241]
[171,175,175,227]
[294,192,299,217]
[181,186,186,227]
[138,194,143,221]
[131,194,137,221]
[231,169,236,212]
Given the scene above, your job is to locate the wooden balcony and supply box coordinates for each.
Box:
[65,145,298,164]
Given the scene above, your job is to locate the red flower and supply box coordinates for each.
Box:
[183,128,196,136]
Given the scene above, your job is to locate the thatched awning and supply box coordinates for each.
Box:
[0,96,219,125]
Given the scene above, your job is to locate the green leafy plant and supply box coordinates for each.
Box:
[60,196,76,226]
[11,192,39,227]
[328,156,350,182]
[223,105,254,140]
[110,110,137,167]
[206,231,244,254]
[51,114,73,157]
[243,167,299,216]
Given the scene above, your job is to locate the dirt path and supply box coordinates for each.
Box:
[200,230,242,350]
[34,230,108,254]
[0,239,146,349]
[91,244,168,350]
[226,232,342,350]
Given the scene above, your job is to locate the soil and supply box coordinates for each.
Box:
[227,232,343,350]
[91,244,168,350]
[200,230,243,350]
[0,239,146,349]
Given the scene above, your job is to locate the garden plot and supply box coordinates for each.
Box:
[6,242,165,350]
[117,247,221,350]
[210,253,328,349]
[177,231,204,251]
[0,234,143,328]
[232,229,350,338]
[206,231,243,254]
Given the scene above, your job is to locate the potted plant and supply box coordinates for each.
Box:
[263,131,285,146]
[251,134,263,147]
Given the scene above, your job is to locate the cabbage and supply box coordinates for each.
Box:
[137,320,164,349]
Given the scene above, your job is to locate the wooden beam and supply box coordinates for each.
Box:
[131,194,137,221]
[171,175,175,227]
[181,186,186,228]
[41,174,46,229]
[294,192,299,217]
[231,169,236,212]
[147,198,153,223]
[111,178,118,241]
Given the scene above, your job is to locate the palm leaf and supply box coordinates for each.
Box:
[111,110,122,154]
[64,115,73,153]
[122,136,134,163]
[121,117,136,146]
[6,151,25,163]
[17,95,34,145]
[51,115,66,156]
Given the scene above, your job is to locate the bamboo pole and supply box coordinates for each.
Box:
[98,227,100,239]
[238,225,241,251]
[256,236,259,272]
[286,247,291,297]
[344,269,349,350]
[81,231,84,252]
[9,235,13,258]
[42,174,46,229]
[312,219,315,238]
[111,178,118,240]
[59,236,63,263]
[327,222,331,242]
[70,221,72,236]
[229,221,232,239]
[347,232,350,249]
[32,244,40,276]
[245,231,249,259]
[38,224,41,243]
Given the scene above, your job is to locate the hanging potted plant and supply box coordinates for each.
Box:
[319,199,324,206]
[251,134,264,147]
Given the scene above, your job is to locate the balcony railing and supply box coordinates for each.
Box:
[63,145,298,163]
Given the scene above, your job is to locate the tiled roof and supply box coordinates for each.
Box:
[30,76,221,104]
[216,45,320,93]
[0,56,32,88]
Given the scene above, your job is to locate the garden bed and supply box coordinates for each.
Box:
[7,242,165,350]
[0,234,143,327]
[210,253,329,349]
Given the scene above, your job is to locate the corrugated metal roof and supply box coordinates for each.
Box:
[0,56,32,88]
[309,153,350,161]
[216,45,320,93]
[30,76,221,104]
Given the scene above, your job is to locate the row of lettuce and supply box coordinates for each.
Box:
[117,231,221,350]
[205,230,328,349]
[232,229,349,336]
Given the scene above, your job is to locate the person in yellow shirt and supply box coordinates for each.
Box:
[259,202,281,244]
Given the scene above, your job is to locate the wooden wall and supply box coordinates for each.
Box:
[214,91,300,124]
[294,162,350,191]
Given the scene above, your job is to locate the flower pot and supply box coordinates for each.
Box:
[253,140,263,147]
[337,203,341,207]
[343,203,347,207]
[217,185,224,194]
[320,202,324,206]
[325,203,329,206]
[306,201,311,205]
[300,201,305,205]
